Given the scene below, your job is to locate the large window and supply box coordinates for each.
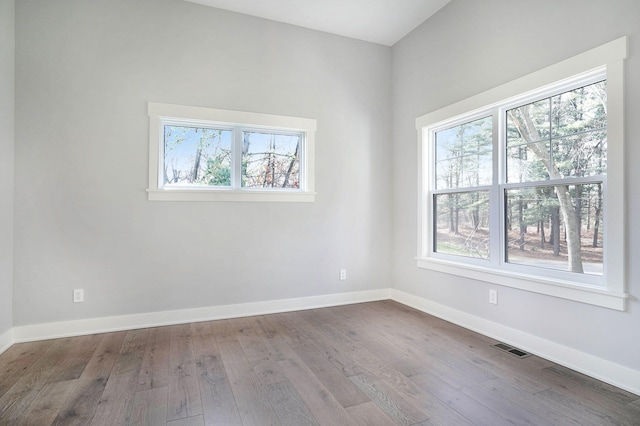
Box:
[417,37,628,310]
[148,103,316,202]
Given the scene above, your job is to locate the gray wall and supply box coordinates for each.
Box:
[13,0,392,325]
[391,0,640,371]
[0,0,15,336]
[10,0,640,378]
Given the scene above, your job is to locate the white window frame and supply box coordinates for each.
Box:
[416,37,628,310]
[148,102,316,202]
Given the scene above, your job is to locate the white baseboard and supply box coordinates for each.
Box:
[4,287,638,397]
[12,288,392,343]
[0,328,12,355]
[390,289,640,397]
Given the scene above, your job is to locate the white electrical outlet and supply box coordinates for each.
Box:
[73,289,84,303]
[489,289,498,305]
[339,269,347,280]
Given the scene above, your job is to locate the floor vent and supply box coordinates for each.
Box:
[493,343,531,358]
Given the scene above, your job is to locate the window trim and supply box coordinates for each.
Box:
[416,37,628,310]
[148,102,317,202]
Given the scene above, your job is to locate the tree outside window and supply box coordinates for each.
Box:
[430,80,606,277]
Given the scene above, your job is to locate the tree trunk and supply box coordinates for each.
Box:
[593,184,602,248]
[518,196,525,251]
[454,203,460,235]
[282,141,299,188]
[191,147,202,182]
[555,185,583,272]
[448,194,455,233]
[576,185,583,239]
[552,206,560,257]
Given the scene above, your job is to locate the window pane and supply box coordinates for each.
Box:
[552,81,607,138]
[507,98,551,146]
[435,117,492,189]
[507,81,607,183]
[434,191,490,259]
[550,81,607,179]
[164,125,232,187]
[553,132,607,178]
[242,131,301,189]
[505,183,603,275]
[506,142,551,183]
[507,100,552,183]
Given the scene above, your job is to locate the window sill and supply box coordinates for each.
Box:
[416,257,627,311]
[147,188,315,202]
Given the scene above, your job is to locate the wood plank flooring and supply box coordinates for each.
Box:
[1,300,639,425]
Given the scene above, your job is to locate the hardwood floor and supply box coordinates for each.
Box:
[1,301,639,425]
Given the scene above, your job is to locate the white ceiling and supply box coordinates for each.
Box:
[184,0,451,46]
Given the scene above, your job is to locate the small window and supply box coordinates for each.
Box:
[148,103,316,202]
[416,37,628,310]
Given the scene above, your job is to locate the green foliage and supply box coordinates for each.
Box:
[435,116,492,190]
[204,157,231,186]
[164,125,232,186]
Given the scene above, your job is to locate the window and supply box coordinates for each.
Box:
[148,103,316,202]
[416,37,628,310]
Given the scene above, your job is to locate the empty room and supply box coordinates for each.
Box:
[1,0,639,424]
